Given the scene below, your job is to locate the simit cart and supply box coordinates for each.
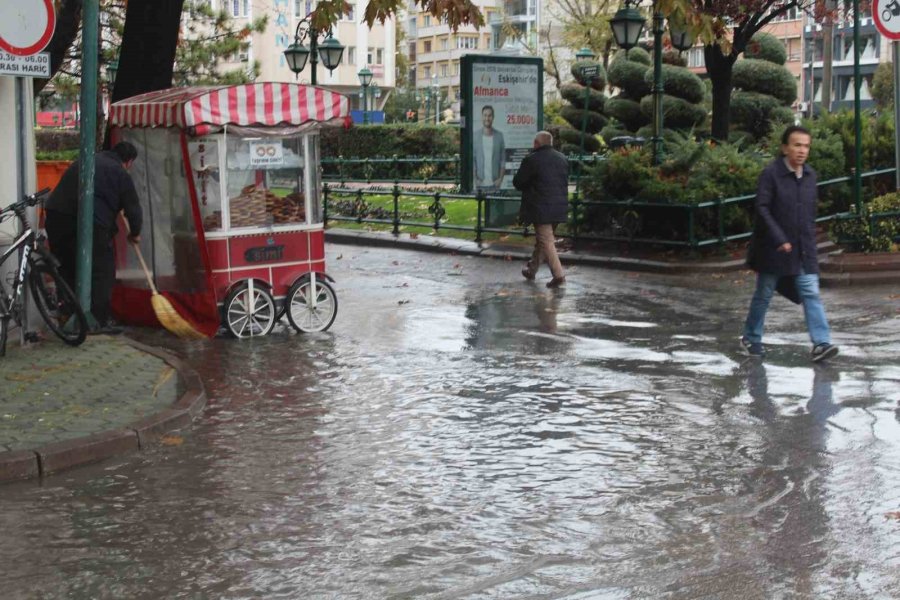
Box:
[108,83,347,337]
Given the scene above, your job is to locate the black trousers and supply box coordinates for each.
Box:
[45,210,116,326]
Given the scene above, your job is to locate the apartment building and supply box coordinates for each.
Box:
[212,0,395,113]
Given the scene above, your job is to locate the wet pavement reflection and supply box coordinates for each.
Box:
[2,246,899,599]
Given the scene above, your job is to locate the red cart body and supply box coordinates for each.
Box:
[108,83,347,337]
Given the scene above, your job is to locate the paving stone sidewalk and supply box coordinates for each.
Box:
[0,334,205,482]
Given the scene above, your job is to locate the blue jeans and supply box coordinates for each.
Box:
[743,272,832,346]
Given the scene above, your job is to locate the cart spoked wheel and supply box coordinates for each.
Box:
[286,276,338,333]
[224,282,276,338]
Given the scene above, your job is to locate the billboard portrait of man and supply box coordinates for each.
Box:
[473,105,506,192]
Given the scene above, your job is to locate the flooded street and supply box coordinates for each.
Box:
[2,244,900,599]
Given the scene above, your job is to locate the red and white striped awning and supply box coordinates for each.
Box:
[109,83,349,129]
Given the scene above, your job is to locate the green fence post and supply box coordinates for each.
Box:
[454,153,461,188]
[716,197,725,246]
[392,181,401,236]
[364,158,372,184]
[423,156,431,186]
[687,206,697,248]
[475,190,484,245]
[570,188,581,248]
[355,188,365,224]
[323,183,329,225]
[391,154,399,182]
[338,155,345,186]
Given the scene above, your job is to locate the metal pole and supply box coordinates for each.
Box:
[77,0,100,320]
[579,83,591,155]
[362,84,369,124]
[310,27,318,85]
[651,3,664,165]
[893,42,900,190]
[852,0,862,213]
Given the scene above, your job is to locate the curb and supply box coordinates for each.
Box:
[0,338,207,484]
[325,229,841,275]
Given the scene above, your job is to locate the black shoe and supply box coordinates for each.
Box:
[740,336,765,358]
[811,343,839,362]
[521,268,535,281]
[546,276,566,289]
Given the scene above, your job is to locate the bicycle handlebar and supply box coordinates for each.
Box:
[0,188,51,217]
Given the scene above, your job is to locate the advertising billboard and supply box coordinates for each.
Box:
[461,55,543,225]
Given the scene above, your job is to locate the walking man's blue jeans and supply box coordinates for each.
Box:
[743,272,832,346]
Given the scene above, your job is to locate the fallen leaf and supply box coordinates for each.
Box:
[504,254,512,261]
[392,261,400,266]
[499,235,509,241]
[453,263,461,269]
[398,300,411,305]
[336,254,343,260]
[885,511,900,521]
[409,233,419,239]
[160,435,184,446]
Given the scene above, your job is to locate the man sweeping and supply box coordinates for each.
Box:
[45,142,143,334]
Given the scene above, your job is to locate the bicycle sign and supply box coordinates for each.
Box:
[874,0,900,40]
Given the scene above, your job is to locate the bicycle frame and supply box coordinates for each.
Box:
[0,209,37,323]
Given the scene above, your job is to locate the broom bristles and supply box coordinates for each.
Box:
[151,293,208,339]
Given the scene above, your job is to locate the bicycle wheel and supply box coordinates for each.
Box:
[28,262,87,346]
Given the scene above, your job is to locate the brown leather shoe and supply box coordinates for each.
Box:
[521,268,536,281]
[546,276,566,288]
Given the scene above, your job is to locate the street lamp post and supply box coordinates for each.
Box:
[574,47,597,156]
[358,67,373,124]
[432,75,440,124]
[610,0,668,165]
[283,13,345,84]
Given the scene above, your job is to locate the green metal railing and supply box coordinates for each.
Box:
[323,167,896,249]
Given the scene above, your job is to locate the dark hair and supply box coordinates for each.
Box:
[482,105,494,116]
[113,141,138,163]
[781,125,811,145]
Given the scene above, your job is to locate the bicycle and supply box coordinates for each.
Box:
[0,188,87,356]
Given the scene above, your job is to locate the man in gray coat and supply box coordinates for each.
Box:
[514,131,569,288]
[741,125,838,362]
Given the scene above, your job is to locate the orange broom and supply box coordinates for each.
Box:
[124,220,208,339]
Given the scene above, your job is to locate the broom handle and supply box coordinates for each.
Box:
[121,214,159,296]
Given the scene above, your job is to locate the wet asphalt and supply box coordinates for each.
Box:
[1,243,899,599]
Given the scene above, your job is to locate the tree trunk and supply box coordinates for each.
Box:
[111,0,185,105]
[705,45,736,142]
[34,0,84,96]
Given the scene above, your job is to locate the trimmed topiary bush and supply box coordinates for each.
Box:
[730,91,783,137]
[560,83,607,112]
[733,58,797,105]
[640,94,707,128]
[830,192,900,252]
[605,97,648,131]
[744,32,787,65]
[570,60,608,90]
[559,128,602,152]
[645,63,705,104]
[608,58,651,100]
[561,106,608,133]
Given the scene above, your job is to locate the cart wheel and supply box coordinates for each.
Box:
[224,282,276,338]
[286,277,338,333]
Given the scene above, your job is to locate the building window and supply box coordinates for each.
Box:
[347,46,356,63]
[231,0,248,17]
[424,40,432,53]
[376,48,384,64]
[686,47,704,68]
[424,66,431,79]
[408,18,417,36]
[785,37,801,62]
[453,62,459,75]
[440,36,449,50]
[457,36,478,50]
[440,63,448,77]
[423,14,431,27]
[771,5,799,20]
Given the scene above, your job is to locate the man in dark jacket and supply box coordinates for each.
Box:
[45,142,143,332]
[514,131,569,288]
[741,125,838,362]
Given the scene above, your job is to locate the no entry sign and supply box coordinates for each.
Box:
[874,0,900,41]
[0,0,56,57]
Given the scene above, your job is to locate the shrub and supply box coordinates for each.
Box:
[560,106,607,134]
[35,129,80,153]
[558,127,602,153]
[730,91,783,139]
[544,99,568,127]
[616,46,651,66]
[640,94,707,129]
[733,58,797,105]
[600,123,631,143]
[644,63,705,104]
[872,62,893,109]
[830,192,900,252]
[320,124,459,158]
[560,83,607,112]
[570,60,608,90]
[605,96,648,131]
[744,32,787,65]
[608,58,651,100]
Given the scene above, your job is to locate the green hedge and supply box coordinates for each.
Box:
[560,83,607,112]
[608,58,651,100]
[320,124,459,158]
[559,127,602,153]
[744,32,787,65]
[730,91,783,138]
[570,60,608,90]
[605,97,648,131]
[35,129,80,152]
[612,47,652,66]
[644,63,705,104]
[600,123,632,143]
[733,58,797,105]
[640,94,707,129]
[560,106,607,134]
[830,192,900,252]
